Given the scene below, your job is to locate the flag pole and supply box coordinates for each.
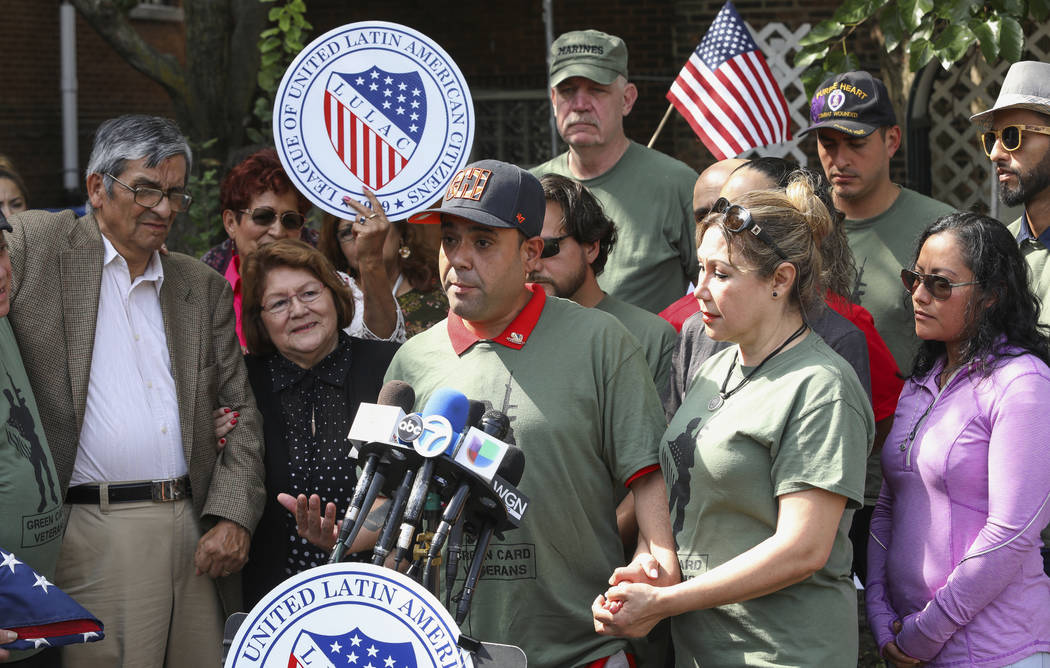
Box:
[647,103,675,148]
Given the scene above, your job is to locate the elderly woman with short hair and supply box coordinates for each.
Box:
[235,238,398,607]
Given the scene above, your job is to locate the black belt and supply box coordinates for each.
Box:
[66,476,192,504]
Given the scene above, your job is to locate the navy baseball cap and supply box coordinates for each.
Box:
[409,160,545,238]
[799,71,897,137]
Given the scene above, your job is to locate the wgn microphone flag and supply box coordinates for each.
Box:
[0,547,104,651]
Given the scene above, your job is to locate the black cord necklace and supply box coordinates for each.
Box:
[707,321,809,411]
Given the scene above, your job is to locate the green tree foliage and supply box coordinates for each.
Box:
[246,0,313,145]
[794,0,1050,97]
[70,0,312,255]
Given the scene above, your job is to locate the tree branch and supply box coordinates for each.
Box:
[70,0,188,100]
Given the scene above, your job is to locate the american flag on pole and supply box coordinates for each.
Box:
[667,1,792,159]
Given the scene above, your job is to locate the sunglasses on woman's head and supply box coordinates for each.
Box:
[240,207,306,231]
[980,124,1050,157]
[709,197,789,261]
[900,268,979,300]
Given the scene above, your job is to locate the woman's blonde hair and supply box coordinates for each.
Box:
[699,171,833,314]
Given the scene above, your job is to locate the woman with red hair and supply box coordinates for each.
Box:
[202,148,401,348]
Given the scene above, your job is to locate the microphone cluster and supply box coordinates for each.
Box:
[329,381,528,624]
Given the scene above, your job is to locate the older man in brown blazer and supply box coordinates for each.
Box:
[6,115,265,668]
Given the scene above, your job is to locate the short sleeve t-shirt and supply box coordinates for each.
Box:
[532,142,698,314]
[384,295,665,668]
[595,294,676,394]
[0,317,63,661]
[845,188,954,372]
[662,333,873,667]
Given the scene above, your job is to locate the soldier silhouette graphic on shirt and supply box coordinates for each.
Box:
[666,416,704,539]
[4,373,58,512]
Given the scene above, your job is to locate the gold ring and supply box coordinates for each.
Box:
[366,213,380,220]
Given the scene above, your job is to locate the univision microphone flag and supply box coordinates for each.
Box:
[0,547,104,651]
[667,0,792,159]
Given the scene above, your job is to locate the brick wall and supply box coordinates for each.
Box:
[1,1,905,207]
[0,3,180,208]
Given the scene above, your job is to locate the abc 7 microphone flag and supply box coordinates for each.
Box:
[273,20,476,221]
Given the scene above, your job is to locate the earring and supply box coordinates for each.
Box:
[772,291,778,298]
[398,245,411,259]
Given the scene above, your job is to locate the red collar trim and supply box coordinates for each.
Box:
[447,284,547,355]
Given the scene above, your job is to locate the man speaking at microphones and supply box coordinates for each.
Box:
[384,159,680,668]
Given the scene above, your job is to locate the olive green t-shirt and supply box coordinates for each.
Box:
[595,293,676,394]
[532,142,698,314]
[0,316,63,662]
[662,333,873,667]
[845,187,954,372]
[384,295,665,668]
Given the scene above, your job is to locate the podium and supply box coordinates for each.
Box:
[221,563,526,667]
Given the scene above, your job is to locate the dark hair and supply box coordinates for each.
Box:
[539,173,617,276]
[733,157,855,301]
[0,167,29,208]
[909,211,1050,377]
[318,214,439,290]
[699,171,833,314]
[240,239,354,356]
[219,148,310,217]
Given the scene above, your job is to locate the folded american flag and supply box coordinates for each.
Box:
[0,547,104,651]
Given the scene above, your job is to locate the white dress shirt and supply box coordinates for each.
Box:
[71,237,187,485]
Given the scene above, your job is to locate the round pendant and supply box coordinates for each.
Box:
[707,395,724,411]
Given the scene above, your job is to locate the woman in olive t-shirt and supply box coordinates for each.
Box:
[592,175,873,667]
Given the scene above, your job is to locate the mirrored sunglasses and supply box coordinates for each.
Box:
[900,268,979,300]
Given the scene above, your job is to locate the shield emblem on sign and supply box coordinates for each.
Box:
[324,68,428,191]
[289,628,418,668]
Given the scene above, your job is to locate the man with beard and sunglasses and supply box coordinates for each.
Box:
[971,60,1050,575]
[528,174,675,392]
[532,30,698,315]
[800,71,953,373]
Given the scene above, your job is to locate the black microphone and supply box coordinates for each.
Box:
[371,468,415,566]
[455,523,495,624]
[434,410,523,593]
[329,380,414,563]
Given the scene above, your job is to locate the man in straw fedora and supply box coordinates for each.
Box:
[971,59,1050,573]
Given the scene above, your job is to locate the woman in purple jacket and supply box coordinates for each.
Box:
[867,212,1050,667]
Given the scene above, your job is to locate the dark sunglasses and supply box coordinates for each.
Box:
[980,124,1050,157]
[900,268,979,300]
[710,198,789,260]
[240,206,306,230]
[540,234,571,259]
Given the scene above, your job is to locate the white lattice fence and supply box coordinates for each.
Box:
[928,20,1050,215]
[739,22,814,165]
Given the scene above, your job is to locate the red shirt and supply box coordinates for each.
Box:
[826,294,904,421]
